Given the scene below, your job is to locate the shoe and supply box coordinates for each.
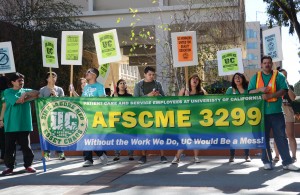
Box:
[25,167,36,173]
[283,163,300,171]
[263,163,273,170]
[58,153,66,160]
[128,156,134,161]
[292,157,297,163]
[2,168,13,175]
[273,156,279,162]
[161,156,168,163]
[0,159,4,164]
[245,156,251,162]
[138,156,147,164]
[82,160,93,167]
[229,156,235,162]
[194,157,201,163]
[171,156,180,164]
[113,156,120,161]
[44,152,51,161]
[99,154,108,165]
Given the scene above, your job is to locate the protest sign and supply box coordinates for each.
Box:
[0,41,16,74]
[36,94,265,151]
[41,36,59,68]
[61,31,83,65]
[262,26,283,62]
[93,29,121,65]
[217,48,244,76]
[171,31,198,68]
[97,63,110,85]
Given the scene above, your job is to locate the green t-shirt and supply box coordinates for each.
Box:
[3,88,33,132]
[248,71,288,115]
[225,87,248,95]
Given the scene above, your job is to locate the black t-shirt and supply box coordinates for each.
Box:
[282,85,294,104]
[112,93,133,97]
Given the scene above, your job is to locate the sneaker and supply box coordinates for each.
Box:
[161,156,168,163]
[283,163,300,171]
[58,153,66,160]
[25,167,36,173]
[229,156,235,162]
[292,157,297,163]
[194,157,201,163]
[138,156,147,164]
[2,168,13,175]
[128,156,134,161]
[263,163,273,170]
[171,156,180,164]
[113,156,120,161]
[245,156,251,162]
[82,160,93,167]
[44,152,50,161]
[99,154,108,165]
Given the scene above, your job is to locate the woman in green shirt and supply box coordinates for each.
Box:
[226,73,251,162]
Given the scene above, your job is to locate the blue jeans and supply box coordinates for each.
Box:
[83,151,106,163]
[262,113,292,166]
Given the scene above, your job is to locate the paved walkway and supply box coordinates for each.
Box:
[0,143,299,195]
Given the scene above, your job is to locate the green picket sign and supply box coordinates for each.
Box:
[99,32,117,59]
[66,35,80,60]
[44,40,56,64]
[222,52,238,72]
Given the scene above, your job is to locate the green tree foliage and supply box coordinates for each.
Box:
[263,0,300,41]
[0,0,98,92]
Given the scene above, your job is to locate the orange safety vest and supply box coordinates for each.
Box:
[256,70,278,102]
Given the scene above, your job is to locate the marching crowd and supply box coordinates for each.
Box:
[0,55,299,176]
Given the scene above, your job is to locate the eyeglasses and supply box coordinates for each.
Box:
[86,70,96,75]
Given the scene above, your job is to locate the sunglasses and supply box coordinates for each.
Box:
[86,70,96,75]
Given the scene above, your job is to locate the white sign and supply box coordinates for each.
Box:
[171,31,198,67]
[217,48,244,76]
[262,26,283,62]
[61,31,83,65]
[41,36,59,68]
[96,63,111,85]
[0,42,16,74]
[93,29,121,65]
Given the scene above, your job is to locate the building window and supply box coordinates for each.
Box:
[246,29,257,39]
[247,42,257,49]
[247,53,258,60]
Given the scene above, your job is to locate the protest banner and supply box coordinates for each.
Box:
[36,94,265,151]
[0,41,16,74]
[217,48,244,76]
[41,36,59,68]
[262,26,283,62]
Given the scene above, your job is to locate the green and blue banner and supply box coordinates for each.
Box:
[35,94,265,151]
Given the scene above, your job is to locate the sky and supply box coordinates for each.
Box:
[245,0,299,85]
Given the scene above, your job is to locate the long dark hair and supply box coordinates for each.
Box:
[116,79,129,94]
[188,73,202,94]
[231,72,248,90]
[0,76,9,92]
